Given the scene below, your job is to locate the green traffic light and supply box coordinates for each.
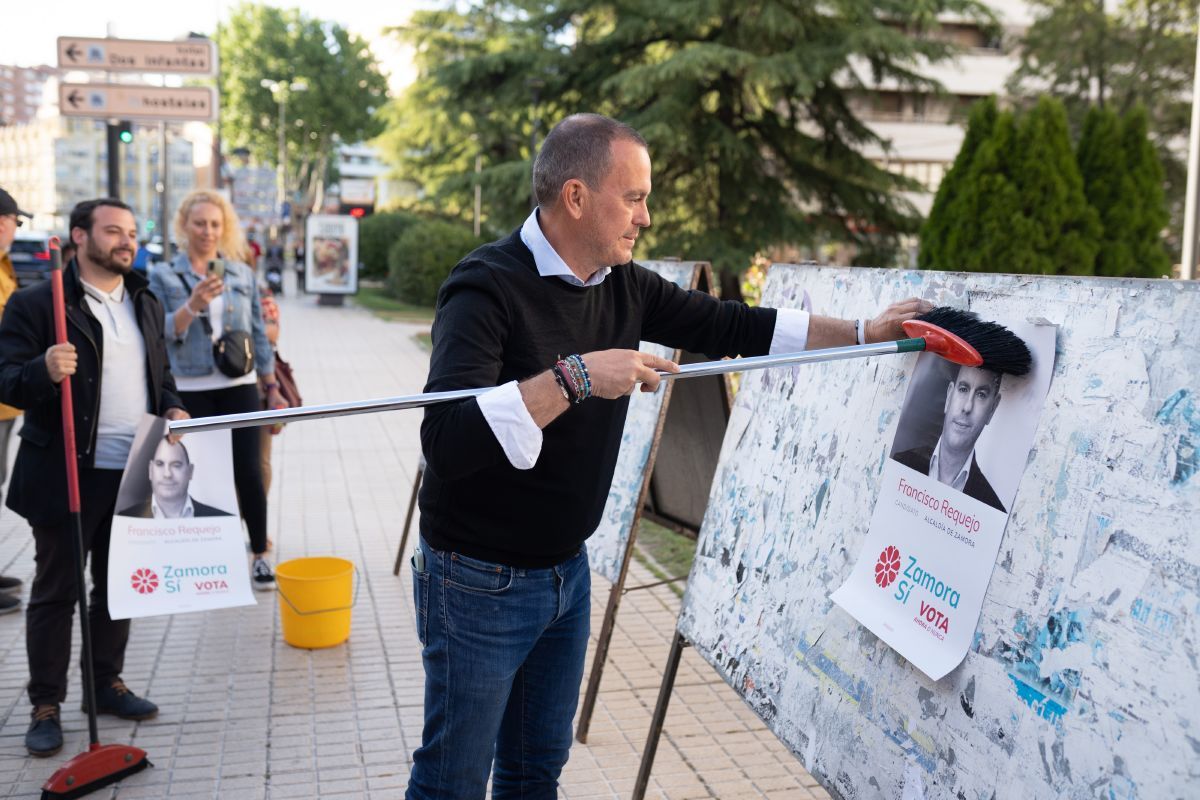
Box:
[119,130,134,144]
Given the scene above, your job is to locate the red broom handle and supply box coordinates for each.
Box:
[48,238,81,514]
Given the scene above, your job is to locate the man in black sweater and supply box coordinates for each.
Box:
[406,113,931,799]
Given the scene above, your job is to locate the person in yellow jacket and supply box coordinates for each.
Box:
[0,188,28,615]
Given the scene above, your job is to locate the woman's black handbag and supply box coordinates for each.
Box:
[213,329,254,377]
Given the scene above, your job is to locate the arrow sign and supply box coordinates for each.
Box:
[56,36,216,76]
[58,83,218,122]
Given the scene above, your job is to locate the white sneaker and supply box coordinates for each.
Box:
[251,557,276,592]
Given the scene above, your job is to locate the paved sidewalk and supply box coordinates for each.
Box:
[0,291,829,799]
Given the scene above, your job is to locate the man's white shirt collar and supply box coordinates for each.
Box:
[928,436,973,492]
[152,496,195,519]
[80,278,126,304]
[520,208,610,287]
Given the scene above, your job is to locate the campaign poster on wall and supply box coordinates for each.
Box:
[305,214,359,295]
[831,319,1056,680]
[108,415,256,620]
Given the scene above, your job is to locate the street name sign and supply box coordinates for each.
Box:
[59,83,218,122]
[57,37,216,75]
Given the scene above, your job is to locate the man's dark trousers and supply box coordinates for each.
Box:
[26,468,127,706]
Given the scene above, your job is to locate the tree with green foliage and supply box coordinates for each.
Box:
[1077,106,1134,276]
[359,210,422,279]
[1118,106,1171,277]
[918,97,998,270]
[926,97,1100,274]
[217,3,389,216]
[1014,97,1102,274]
[376,6,544,236]
[1007,0,1197,239]
[380,0,993,292]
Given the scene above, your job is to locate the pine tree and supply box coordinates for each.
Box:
[382,0,994,285]
[1119,106,1171,278]
[932,97,1101,274]
[919,97,998,270]
[1077,106,1133,276]
[948,109,1039,273]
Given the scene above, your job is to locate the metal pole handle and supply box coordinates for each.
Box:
[168,339,919,435]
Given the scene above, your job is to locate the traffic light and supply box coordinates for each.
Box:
[116,120,133,144]
[339,203,373,218]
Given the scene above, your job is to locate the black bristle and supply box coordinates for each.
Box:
[916,307,1033,376]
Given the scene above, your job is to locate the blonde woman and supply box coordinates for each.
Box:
[149,190,283,590]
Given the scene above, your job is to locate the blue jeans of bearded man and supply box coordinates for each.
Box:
[405,538,591,799]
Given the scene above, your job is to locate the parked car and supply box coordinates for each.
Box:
[9,230,56,288]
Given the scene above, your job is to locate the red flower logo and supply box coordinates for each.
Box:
[874,546,901,588]
[131,568,159,595]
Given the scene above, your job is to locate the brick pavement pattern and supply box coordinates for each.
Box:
[0,292,830,799]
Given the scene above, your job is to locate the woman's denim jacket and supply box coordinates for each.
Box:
[148,253,275,378]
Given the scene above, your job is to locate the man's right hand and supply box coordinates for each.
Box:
[580,350,680,399]
[46,343,77,384]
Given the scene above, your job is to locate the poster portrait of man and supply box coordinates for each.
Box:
[891,364,1006,512]
[118,437,234,519]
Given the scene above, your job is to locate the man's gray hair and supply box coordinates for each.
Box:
[532,113,647,208]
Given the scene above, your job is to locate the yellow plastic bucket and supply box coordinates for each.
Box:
[275,557,357,649]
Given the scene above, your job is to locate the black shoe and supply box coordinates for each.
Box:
[84,679,158,721]
[26,705,62,757]
[0,592,19,615]
[252,557,276,592]
[0,574,21,592]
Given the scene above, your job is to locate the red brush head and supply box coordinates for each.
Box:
[902,319,983,367]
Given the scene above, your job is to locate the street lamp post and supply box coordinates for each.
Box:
[260,79,308,240]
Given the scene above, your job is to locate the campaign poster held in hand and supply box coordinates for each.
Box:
[108,415,256,620]
[831,319,1055,680]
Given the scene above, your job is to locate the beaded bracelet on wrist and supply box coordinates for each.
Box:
[555,354,591,403]
[551,363,574,402]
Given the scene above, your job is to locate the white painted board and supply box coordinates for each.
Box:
[678,265,1200,799]
[587,260,697,583]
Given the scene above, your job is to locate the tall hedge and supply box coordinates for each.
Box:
[921,96,1102,275]
[1118,106,1171,278]
[1013,96,1101,275]
[387,220,480,306]
[358,211,421,279]
[919,97,998,271]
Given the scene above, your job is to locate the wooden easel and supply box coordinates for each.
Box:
[391,455,425,576]
[575,263,733,744]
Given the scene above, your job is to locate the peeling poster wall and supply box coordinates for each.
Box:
[677,266,1200,799]
[588,260,697,583]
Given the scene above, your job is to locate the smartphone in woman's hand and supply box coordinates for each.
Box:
[207,258,226,279]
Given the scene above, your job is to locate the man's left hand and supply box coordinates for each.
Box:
[164,407,191,444]
[864,298,935,343]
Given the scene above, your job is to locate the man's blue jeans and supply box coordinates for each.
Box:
[405,538,591,799]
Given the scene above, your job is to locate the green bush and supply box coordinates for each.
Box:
[387,220,480,306]
[358,211,421,279]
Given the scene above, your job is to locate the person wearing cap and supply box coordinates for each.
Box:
[0,188,30,616]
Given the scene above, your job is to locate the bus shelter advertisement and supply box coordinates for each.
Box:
[831,319,1054,680]
[305,214,359,294]
[108,415,256,620]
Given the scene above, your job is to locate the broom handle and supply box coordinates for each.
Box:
[168,338,926,435]
[50,241,102,748]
